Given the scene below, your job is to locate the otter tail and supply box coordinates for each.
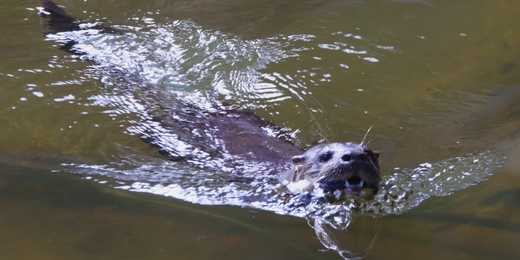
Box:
[39,0,119,54]
[40,0,79,31]
[41,0,69,18]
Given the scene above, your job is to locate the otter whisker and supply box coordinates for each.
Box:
[314,131,329,145]
[303,169,320,180]
[291,165,318,182]
[360,126,373,146]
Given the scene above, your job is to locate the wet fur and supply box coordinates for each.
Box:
[39,0,381,197]
[279,143,381,193]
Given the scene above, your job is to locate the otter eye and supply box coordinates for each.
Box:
[319,151,333,163]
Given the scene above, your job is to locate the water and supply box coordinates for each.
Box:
[1,0,520,259]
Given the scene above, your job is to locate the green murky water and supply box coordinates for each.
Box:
[1,0,520,259]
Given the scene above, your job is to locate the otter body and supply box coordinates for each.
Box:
[39,0,381,198]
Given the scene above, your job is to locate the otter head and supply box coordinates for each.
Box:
[280,142,381,200]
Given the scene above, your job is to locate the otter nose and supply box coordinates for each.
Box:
[341,152,366,162]
[341,154,352,161]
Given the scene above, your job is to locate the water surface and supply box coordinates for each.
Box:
[1,0,520,259]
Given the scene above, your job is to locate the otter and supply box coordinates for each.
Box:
[38,0,381,200]
[279,142,380,201]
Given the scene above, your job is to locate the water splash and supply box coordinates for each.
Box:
[62,147,506,226]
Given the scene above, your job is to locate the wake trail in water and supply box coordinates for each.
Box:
[43,13,506,227]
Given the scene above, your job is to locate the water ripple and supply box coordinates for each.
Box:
[45,15,506,230]
[61,147,507,228]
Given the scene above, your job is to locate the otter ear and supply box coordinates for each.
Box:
[291,155,306,164]
[374,151,380,158]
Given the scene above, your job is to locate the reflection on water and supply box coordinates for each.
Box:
[1,0,520,259]
[45,19,289,99]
